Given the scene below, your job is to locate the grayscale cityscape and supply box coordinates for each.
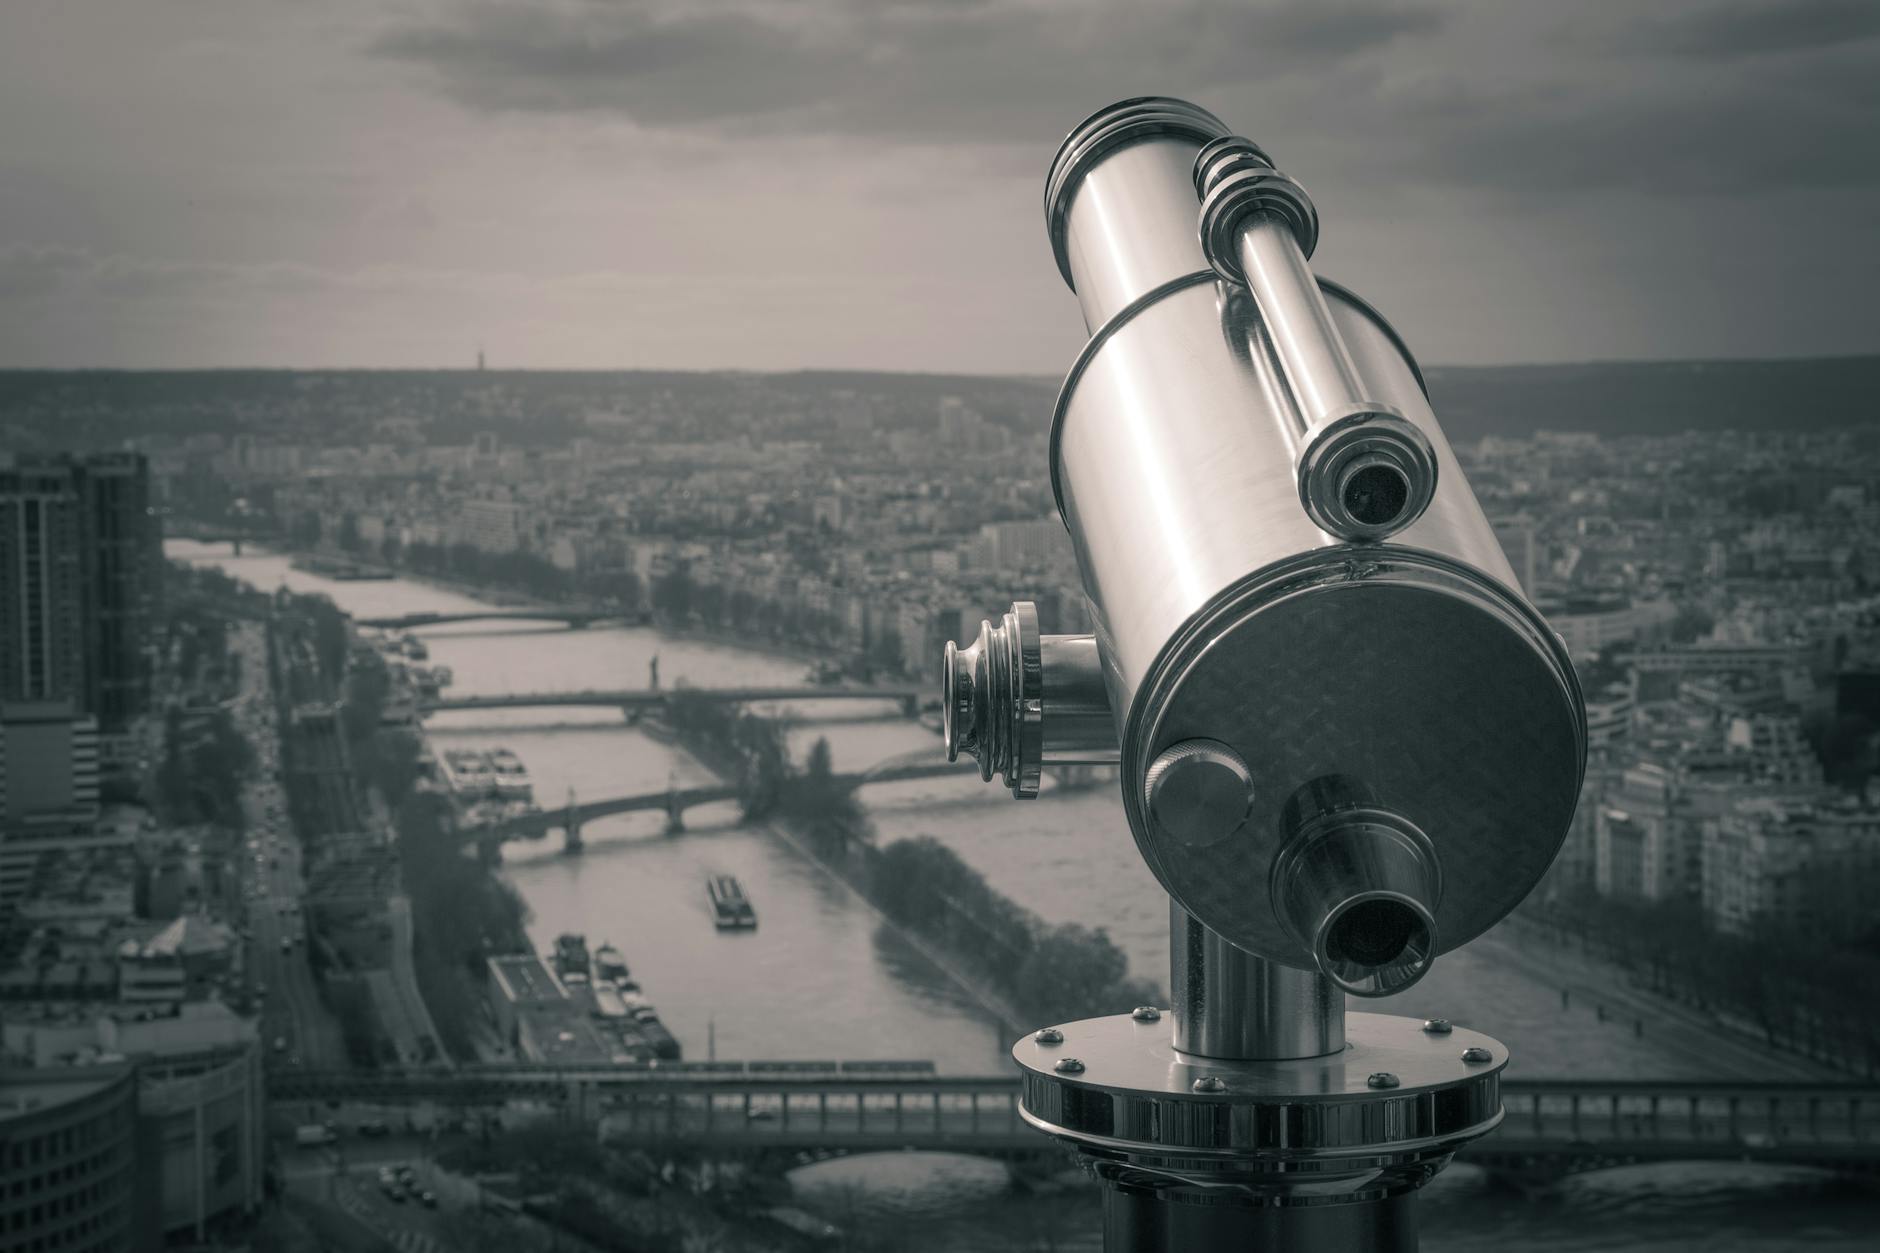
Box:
[3,4,1878,1253]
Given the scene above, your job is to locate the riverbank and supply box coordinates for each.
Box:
[1487,914,1845,1081]
[761,816,1031,1035]
[270,540,860,676]
[648,706,1030,1036]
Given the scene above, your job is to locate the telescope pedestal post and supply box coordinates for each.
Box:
[1102,1181,1418,1253]
[1012,902,1506,1253]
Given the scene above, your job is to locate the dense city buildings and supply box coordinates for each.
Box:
[2,365,1880,1247]
[0,458,89,705]
[10,372,1880,952]
[54,370,1873,945]
[0,453,157,729]
[0,1062,139,1253]
[73,453,160,733]
[0,446,262,1250]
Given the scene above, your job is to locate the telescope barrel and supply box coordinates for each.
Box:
[1024,97,1586,992]
[975,97,1581,1253]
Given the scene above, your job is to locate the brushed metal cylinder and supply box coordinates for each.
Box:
[1102,1185,1417,1253]
[1270,774,1440,998]
[1044,98,1586,976]
[1171,903,1343,1059]
[944,602,1120,794]
[1038,633,1119,764]
[1235,217,1368,431]
[1047,98,1231,331]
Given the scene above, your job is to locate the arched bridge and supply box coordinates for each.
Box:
[461,757,974,846]
[422,685,924,715]
[357,609,616,630]
[269,1069,1880,1174]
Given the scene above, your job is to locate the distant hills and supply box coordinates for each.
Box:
[1421,356,1880,442]
[1,355,1875,446]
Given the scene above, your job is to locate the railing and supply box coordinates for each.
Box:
[1484,1080,1880,1168]
[268,1069,1880,1169]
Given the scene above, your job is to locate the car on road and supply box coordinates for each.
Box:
[418,1190,437,1209]
[272,1036,287,1054]
[358,1119,391,1138]
[279,936,293,953]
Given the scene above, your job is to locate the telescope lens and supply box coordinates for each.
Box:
[1340,462,1409,529]
[1326,897,1418,967]
[1317,893,1433,996]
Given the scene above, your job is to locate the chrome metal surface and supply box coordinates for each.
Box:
[1124,548,1581,968]
[1013,1009,1505,1153]
[942,601,1041,796]
[1271,776,1441,997]
[1143,739,1254,850]
[1046,97,1231,330]
[1100,1187,1417,1253]
[984,98,1578,1251]
[1198,138,1437,542]
[1037,633,1120,764]
[1171,903,1344,1059]
[943,602,1119,795]
[1035,95,1589,977]
[1049,274,1583,973]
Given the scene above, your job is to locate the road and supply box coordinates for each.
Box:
[278,1129,608,1253]
[280,1136,459,1253]
[232,619,346,1070]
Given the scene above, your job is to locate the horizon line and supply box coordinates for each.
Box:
[2,350,1879,380]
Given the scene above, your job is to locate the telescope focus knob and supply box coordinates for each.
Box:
[1144,739,1254,849]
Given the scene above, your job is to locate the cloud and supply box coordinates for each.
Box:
[372,0,1443,142]
[1637,0,1880,59]
[1377,41,1880,195]
[371,0,1880,202]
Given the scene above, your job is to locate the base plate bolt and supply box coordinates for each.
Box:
[1461,1047,1493,1064]
[1132,1006,1162,1023]
[1421,1018,1453,1034]
[1035,1028,1064,1045]
[1191,1076,1227,1094]
[1054,1057,1086,1075]
[1367,1072,1400,1089]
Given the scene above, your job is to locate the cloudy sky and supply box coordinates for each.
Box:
[1,1,1875,372]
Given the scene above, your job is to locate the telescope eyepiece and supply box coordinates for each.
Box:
[1273,776,1441,998]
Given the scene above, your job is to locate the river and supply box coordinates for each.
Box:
[170,542,1877,1249]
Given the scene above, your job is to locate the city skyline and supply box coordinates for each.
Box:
[3,1,1878,373]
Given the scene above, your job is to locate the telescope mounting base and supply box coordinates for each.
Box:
[1014,1009,1509,1252]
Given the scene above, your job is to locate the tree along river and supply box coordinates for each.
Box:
[172,543,1877,1250]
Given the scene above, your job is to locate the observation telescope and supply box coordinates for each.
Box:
[942,98,1587,1250]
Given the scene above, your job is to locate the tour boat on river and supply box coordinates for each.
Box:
[488,748,534,802]
[707,875,758,930]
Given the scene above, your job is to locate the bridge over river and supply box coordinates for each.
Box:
[269,1068,1880,1175]
[421,684,925,717]
[358,608,620,630]
[459,750,978,849]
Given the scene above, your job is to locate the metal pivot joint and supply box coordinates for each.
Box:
[1197,135,1437,543]
[944,601,1119,797]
